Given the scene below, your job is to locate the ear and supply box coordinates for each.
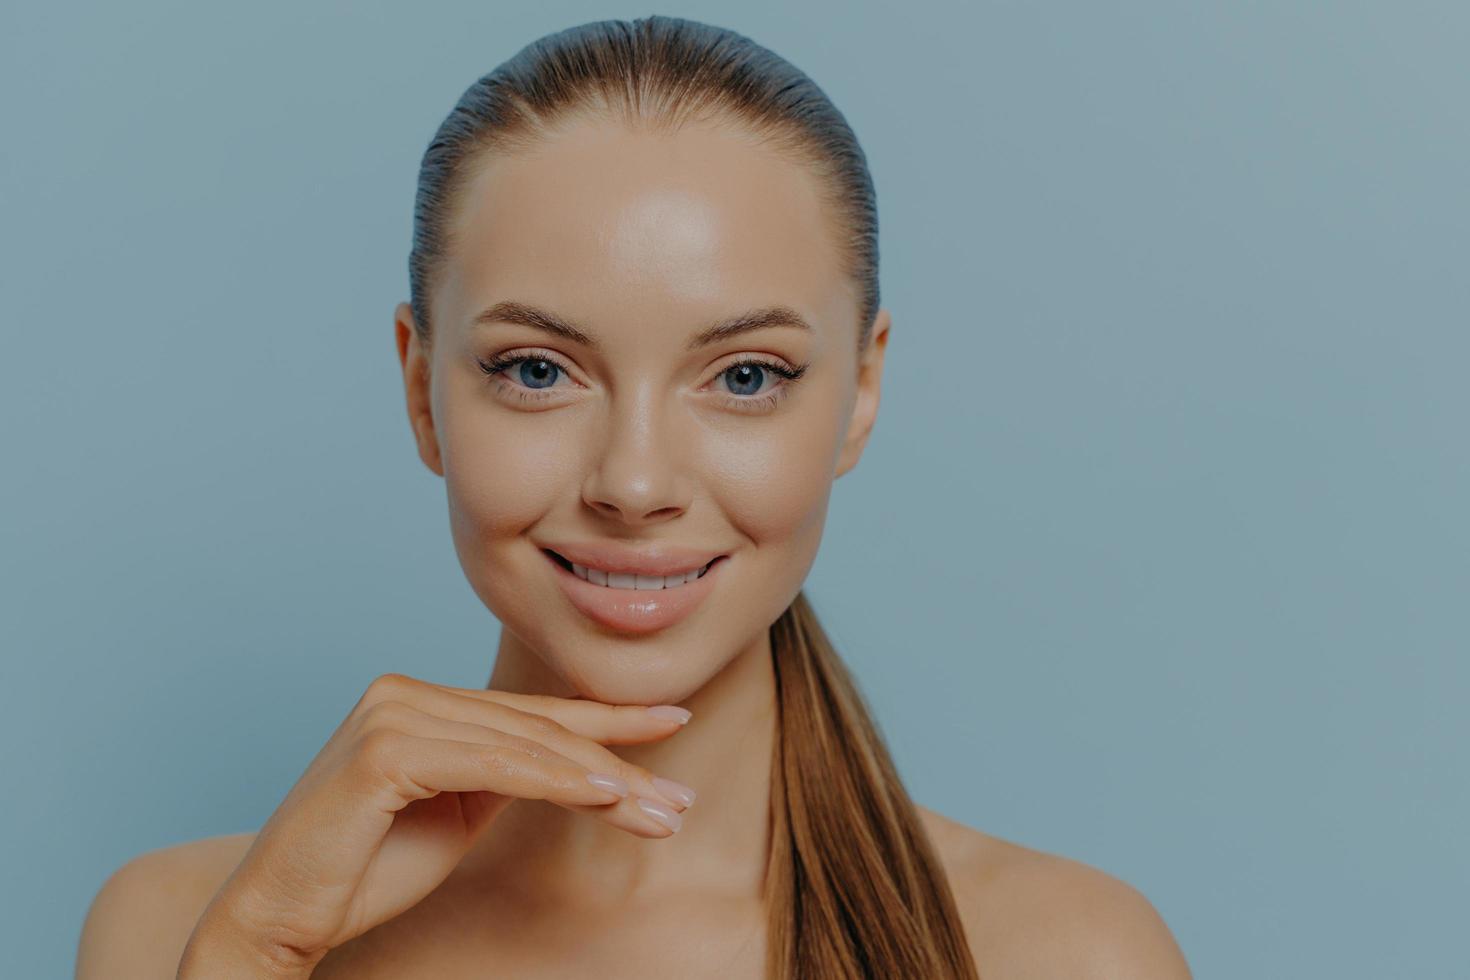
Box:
[395,302,444,477]
[835,307,891,479]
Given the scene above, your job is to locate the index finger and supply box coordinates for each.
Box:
[425,683,693,745]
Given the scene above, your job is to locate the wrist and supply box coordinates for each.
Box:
[177,911,323,980]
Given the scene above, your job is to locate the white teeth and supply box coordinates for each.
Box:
[570,561,709,589]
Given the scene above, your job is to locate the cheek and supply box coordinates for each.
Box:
[439,367,845,587]
[440,397,588,539]
[698,389,843,558]
[438,395,595,636]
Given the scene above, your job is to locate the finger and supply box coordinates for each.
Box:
[354,699,589,771]
[424,682,693,745]
[355,674,691,745]
[350,729,624,809]
[376,685,698,816]
[353,701,684,838]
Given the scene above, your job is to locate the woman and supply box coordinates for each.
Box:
[78,16,1191,979]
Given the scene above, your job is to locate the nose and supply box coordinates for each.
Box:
[580,388,692,525]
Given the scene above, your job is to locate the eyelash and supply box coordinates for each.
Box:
[475,349,810,414]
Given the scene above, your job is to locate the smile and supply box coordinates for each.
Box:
[544,549,719,590]
[542,548,728,635]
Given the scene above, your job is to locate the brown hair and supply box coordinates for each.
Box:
[407,16,979,978]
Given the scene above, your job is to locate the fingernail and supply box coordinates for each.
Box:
[586,772,629,797]
[652,775,697,808]
[636,796,683,832]
[645,704,692,724]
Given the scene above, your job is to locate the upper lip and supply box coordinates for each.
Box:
[540,540,726,577]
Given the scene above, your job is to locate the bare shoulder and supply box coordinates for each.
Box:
[916,806,1192,980]
[76,830,258,979]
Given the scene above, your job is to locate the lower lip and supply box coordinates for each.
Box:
[546,550,726,635]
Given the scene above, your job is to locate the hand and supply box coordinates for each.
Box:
[182,672,696,972]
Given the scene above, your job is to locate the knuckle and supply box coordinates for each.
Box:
[518,711,568,740]
[471,744,529,780]
[356,699,415,732]
[362,672,417,706]
[355,727,405,774]
[498,732,554,760]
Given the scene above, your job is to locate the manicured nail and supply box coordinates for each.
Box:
[645,704,692,724]
[636,796,683,832]
[652,775,697,808]
[586,772,629,797]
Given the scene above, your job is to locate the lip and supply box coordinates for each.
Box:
[543,547,728,635]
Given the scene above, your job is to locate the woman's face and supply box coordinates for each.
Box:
[396,112,889,705]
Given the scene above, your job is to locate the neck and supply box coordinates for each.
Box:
[460,626,778,909]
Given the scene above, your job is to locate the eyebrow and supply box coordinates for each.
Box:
[470,300,813,352]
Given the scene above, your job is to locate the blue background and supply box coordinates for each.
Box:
[3,3,1466,977]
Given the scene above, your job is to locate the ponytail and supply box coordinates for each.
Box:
[765,590,981,978]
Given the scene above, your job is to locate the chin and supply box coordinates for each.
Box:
[536,632,733,705]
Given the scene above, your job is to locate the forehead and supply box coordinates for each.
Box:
[437,114,853,345]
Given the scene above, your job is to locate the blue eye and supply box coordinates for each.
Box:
[715,357,808,412]
[722,362,767,396]
[476,350,810,413]
[511,358,560,389]
[476,350,575,400]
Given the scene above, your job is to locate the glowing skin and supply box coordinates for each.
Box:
[75,109,1192,980]
[390,112,889,950]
